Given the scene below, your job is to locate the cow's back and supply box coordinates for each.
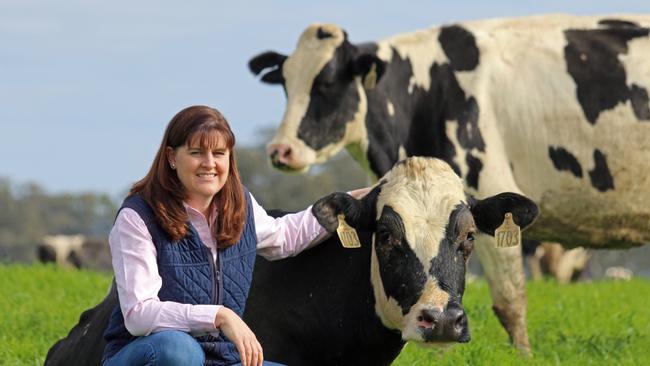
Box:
[374,14,650,247]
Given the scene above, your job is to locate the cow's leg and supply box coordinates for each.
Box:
[475,232,530,353]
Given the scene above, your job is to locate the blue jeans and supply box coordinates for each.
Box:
[103,330,204,366]
[103,330,286,366]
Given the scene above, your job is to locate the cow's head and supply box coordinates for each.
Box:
[249,23,383,172]
[312,157,538,345]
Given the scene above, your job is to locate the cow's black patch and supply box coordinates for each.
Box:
[564,25,650,124]
[465,153,482,189]
[317,27,334,39]
[438,25,480,71]
[521,239,542,256]
[588,149,615,192]
[429,206,470,302]
[631,84,650,120]
[455,97,484,151]
[297,42,363,150]
[548,146,583,178]
[598,19,640,28]
[375,205,427,314]
[362,42,485,179]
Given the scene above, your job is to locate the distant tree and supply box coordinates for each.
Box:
[0,178,117,262]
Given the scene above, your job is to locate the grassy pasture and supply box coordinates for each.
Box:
[1,264,648,365]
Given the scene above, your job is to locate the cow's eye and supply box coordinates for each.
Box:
[459,232,475,259]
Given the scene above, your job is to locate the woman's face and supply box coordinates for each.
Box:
[167,134,230,208]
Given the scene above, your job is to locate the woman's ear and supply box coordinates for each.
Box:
[166,146,177,169]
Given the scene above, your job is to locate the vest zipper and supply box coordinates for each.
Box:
[216,247,224,305]
[207,247,219,305]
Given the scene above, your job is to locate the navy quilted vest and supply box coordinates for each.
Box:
[103,187,257,366]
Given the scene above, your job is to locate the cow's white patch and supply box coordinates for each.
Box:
[42,234,85,266]
[387,100,395,117]
[370,237,404,330]
[376,158,466,273]
[378,30,449,91]
[621,35,650,90]
[398,145,407,160]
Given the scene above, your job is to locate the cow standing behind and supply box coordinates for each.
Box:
[249,14,650,351]
[45,157,538,365]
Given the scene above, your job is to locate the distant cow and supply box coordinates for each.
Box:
[37,235,112,271]
[249,14,650,350]
[45,157,538,366]
[523,241,590,283]
[37,234,85,267]
[605,266,633,280]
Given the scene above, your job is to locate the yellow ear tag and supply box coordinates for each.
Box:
[337,214,361,248]
[494,213,521,248]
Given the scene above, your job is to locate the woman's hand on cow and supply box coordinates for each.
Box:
[215,307,263,366]
[348,186,372,199]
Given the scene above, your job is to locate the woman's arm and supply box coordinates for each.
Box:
[110,208,220,336]
[253,187,371,260]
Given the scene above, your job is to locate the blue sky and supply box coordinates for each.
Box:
[1,0,648,197]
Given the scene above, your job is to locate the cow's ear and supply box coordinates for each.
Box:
[312,192,374,233]
[248,51,287,85]
[351,53,385,90]
[470,192,539,236]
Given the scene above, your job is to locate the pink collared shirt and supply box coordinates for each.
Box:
[109,193,328,337]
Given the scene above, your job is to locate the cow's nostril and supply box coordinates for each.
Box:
[454,311,466,328]
[420,309,438,324]
[282,146,292,158]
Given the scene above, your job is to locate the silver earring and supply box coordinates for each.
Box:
[171,163,176,169]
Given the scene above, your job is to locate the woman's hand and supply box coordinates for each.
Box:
[348,186,372,199]
[215,307,263,366]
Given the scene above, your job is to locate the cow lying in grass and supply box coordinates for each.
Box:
[45,157,538,366]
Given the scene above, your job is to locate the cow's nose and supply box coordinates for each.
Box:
[418,304,470,343]
[445,305,470,343]
[267,144,293,168]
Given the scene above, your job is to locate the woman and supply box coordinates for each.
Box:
[102,105,365,366]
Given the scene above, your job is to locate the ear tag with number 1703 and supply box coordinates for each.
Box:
[337,214,361,248]
[494,213,521,248]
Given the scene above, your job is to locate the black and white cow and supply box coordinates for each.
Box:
[44,157,538,366]
[249,14,650,350]
[37,234,85,267]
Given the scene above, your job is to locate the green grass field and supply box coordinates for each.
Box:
[1,264,649,365]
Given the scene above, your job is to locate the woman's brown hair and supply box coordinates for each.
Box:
[130,105,246,247]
